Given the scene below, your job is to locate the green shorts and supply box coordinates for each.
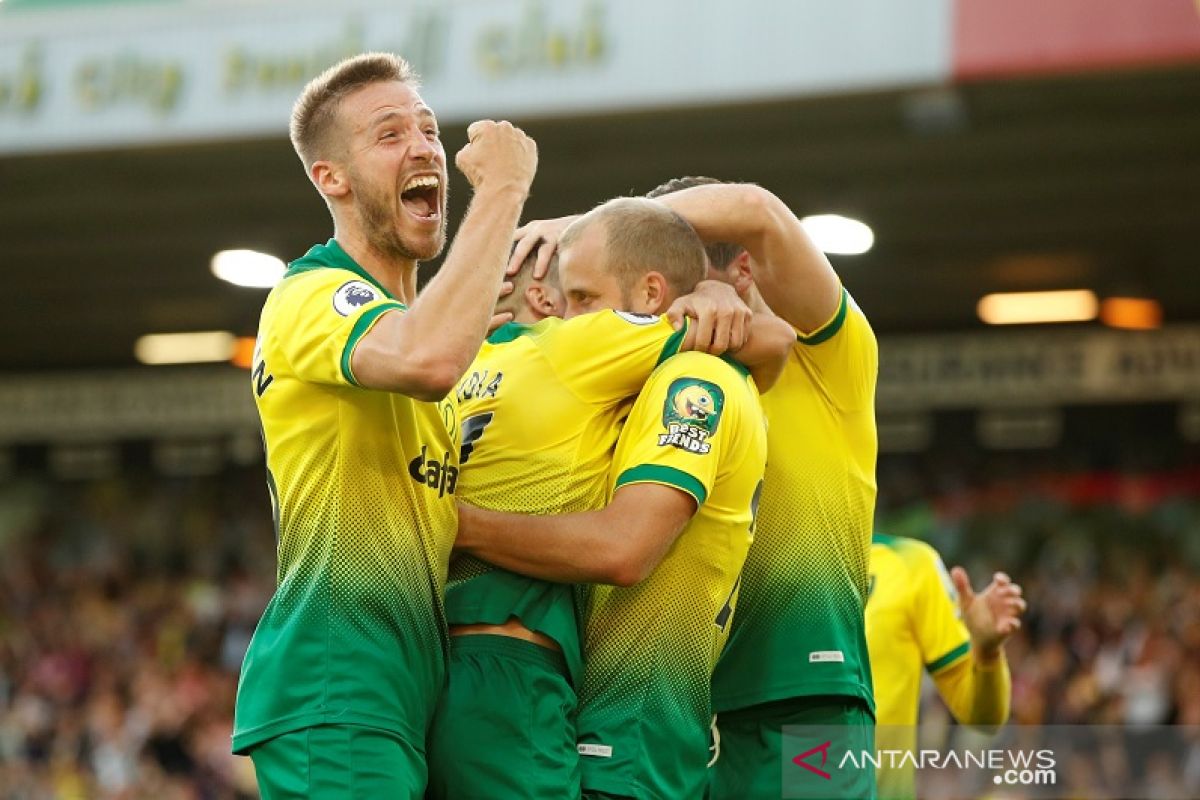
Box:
[426,634,580,799]
[710,695,876,800]
[248,723,425,799]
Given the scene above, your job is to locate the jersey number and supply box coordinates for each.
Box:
[715,479,764,630]
[459,412,495,465]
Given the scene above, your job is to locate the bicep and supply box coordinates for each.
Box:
[350,308,459,399]
[601,483,697,584]
[747,188,843,334]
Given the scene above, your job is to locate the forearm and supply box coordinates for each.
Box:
[653,183,770,254]
[656,184,841,332]
[935,649,1012,730]
[403,185,529,376]
[456,503,624,585]
[732,312,794,391]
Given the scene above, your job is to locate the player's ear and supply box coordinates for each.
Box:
[527,284,565,319]
[641,271,670,312]
[729,251,754,295]
[312,159,349,199]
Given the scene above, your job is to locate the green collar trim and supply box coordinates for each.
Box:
[487,321,536,345]
[871,532,901,549]
[284,239,398,301]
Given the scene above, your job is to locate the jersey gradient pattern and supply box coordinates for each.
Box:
[712,288,879,713]
[232,240,459,753]
[577,352,767,799]
[446,311,686,684]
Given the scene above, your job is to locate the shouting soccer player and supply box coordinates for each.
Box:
[231,53,537,798]
[428,197,792,799]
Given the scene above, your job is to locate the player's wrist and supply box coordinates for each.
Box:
[972,642,1005,666]
[472,179,532,203]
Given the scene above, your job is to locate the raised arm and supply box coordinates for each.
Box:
[932,567,1024,731]
[352,121,537,399]
[652,183,843,334]
[456,483,697,588]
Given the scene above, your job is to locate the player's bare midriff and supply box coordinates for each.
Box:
[449,618,561,652]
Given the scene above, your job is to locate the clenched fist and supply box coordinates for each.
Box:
[455,120,538,197]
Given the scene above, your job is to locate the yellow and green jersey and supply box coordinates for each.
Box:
[232,239,459,754]
[866,534,971,728]
[446,310,688,683]
[712,288,878,713]
[576,351,767,800]
[868,534,973,799]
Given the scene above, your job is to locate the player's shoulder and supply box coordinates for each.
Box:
[487,317,560,347]
[872,533,943,572]
[273,265,379,305]
[645,353,761,439]
[653,350,749,383]
[793,287,875,348]
[555,309,673,341]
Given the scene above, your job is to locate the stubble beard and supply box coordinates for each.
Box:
[354,175,448,264]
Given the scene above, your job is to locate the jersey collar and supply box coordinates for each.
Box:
[487,321,534,344]
[284,239,397,301]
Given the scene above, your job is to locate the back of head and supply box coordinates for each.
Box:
[290,52,419,171]
[646,176,745,270]
[562,197,707,297]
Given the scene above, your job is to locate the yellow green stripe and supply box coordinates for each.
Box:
[340,302,404,386]
[614,464,707,505]
[796,288,848,346]
[925,640,970,674]
[655,319,689,366]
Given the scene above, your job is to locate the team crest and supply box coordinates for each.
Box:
[332,280,378,316]
[658,378,724,454]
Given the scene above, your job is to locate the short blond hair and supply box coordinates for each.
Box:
[560,197,707,296]
[290,52,419,168]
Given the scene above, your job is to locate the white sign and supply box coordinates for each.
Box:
[0,0,951,154]
[878,325,1200,410]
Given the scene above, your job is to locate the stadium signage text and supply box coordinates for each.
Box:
[0,0,946,154]
[0,45,41,114]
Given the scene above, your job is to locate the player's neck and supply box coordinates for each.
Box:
[333,227,419,303]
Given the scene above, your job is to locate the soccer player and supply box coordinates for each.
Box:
[231,53,537,798]
[427,198,792,799]
[512,176,879,798]
[867,534,1024,798]
[454,202,774,799]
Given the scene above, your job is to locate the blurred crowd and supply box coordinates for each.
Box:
[0,470,274,799]
[0,455,1197,798]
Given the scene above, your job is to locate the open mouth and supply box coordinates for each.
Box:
[400,174,441,223]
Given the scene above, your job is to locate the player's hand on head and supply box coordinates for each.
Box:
[951,566,1026,658]
[668,280,752,355]
[455,119,538,197]
[508,216,580,279]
